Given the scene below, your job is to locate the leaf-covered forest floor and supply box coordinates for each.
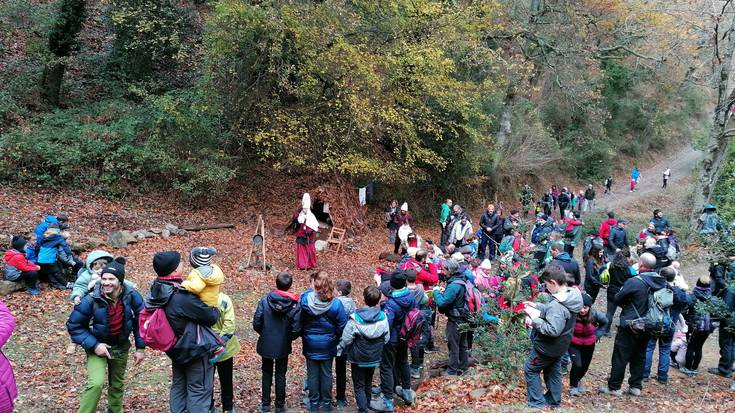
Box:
[1,146,734,412]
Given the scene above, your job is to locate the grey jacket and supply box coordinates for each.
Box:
[336,296,357,317]
[337,307,390,366]
[531,287,584,357]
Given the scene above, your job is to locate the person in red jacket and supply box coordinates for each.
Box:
[2,236,40,295]
[400,250,438,291]
[568,294,608,396]
[598,212,617,253]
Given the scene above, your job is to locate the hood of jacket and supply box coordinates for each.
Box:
[638,271,667,290]
[192,264,225,286]
[39,233,64,246]
[352,307,388,339]
[306,291,334,315]
[3,249,22,263]
[554,252,573,262]
[554,287,584,314]
[604,218,617,227]
[390,288,415,310]
[147,278,181,307]
[267,290,299,313]
[85,250,113,271]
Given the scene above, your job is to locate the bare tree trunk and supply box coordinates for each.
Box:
[41,61,66,108]
[693,9,735,223]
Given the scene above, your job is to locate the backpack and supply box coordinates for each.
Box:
[631,277,674,337]
[399,307,425,349]
[449,280,485,321]
[139,306,177,351]
[499,235,516,253]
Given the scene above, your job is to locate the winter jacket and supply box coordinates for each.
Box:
[67,283,145,351]
[24,243,38,264]
[614,271,667,328]
[400,259,439,290]
[644,245,671,270]
[607,263,631,299]
[393,211,414,227]
[669,285,692,324]
[531,287,583,357]
[337,296,356,316]
[0,300,16,413]
[3,249,39,281]
[71,250,113,300]
[337,307,390,367]
[300,290,348,360]
[253,290,301,359]
[599,219,617,246]
[146,277,220,338]
[650,217,671,233]
[584,189,596,201]
[37,232,72,265]
[532,221,554,245]
[480,212,502,240]
[382,288,415,343]
[182,264,225,307]
[439,203,451,225]
[434,274,467,322]
[33,215,60,240]
[213,293,241,361]
[571,309,608,347]
[551,252,581,286]
[557,192,570,209]
[686,286,713,330]
[450,221,473,244]
[584,259,604,293]
[608,226,628,251]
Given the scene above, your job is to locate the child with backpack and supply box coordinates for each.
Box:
[371,272,415,412]
[334,279,356,409]
[253,272,302,413]
[523,264,583,408]
[568,293,608,396]
[406,269,431,379]
[337,286,390,413]
[210,292,241,413]
[681,275,714,376]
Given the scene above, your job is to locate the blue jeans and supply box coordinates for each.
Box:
[524,348,563,408]
[643,335,672,382]
[478,234,496,260]
[306,358,333,411]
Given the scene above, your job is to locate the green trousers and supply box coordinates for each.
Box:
[78,344,130,413]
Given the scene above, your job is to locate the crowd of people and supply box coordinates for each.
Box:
[0,176,732,413]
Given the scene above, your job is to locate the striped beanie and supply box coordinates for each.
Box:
[190,247,217,268]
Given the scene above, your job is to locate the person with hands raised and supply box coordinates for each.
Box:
[66,257,145,413]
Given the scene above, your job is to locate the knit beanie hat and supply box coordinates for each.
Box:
[153,251,181,277]
[102,257,126,283]
[11,236,26,251]
[190,247,217,268]
[582,293,593,308]
[390,272,407,290]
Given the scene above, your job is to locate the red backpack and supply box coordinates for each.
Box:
[451,280,485,320]
[139,306,177,351]
[399,307,425,349]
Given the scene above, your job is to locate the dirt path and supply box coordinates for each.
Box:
[595,145,702,214]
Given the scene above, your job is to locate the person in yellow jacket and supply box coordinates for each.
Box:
[182,247,224,307]
[210,292,241,413]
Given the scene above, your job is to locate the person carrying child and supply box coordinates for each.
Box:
[334,279,356,409]
[71,251,114,304]
[337,286,390,413]
[3,236,40,295]
[522,264,583,409]
[253,272,302,413]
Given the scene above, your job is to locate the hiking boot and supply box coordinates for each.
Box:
[369,396,394,412]
[410,367,421,379]
[336,400,347,411]
[259,405,269,413]
[395,386,415,405]
[627,387,641,397]
[577,382,586,394]
[708,367,733,378]
[28,287,41,296]
[321,402,333,412]
[569,386,581,397]
[598,386,622,396]
[656,378,668,385]
[680,367,696,377]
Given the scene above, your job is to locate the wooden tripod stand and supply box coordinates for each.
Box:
[245,214,267,271]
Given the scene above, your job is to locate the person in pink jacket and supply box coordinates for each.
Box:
[0,300,17,413]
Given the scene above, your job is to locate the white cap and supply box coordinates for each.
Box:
[302,193,311,209]
[401,202,408,212]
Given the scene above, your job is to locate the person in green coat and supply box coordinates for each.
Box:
[432,260,470,376]
[211,292,241,413]
[439,199,453,245]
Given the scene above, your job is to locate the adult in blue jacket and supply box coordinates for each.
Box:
[300,272,347,412]
[66,257,145,413]
[37,224,75,289]
[650,209,671,234]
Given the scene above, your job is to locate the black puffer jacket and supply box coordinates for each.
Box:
[613,271,667,328]
[147,278,220,336]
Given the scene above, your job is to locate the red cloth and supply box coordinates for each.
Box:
[598,219,617,245]
[2,249,40,272]
[400,259,438,290]
[564,217,583,232]
[571,320,597,346]
[393,211,414,227]
[295,224,317,270]
[107,299,124,339]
